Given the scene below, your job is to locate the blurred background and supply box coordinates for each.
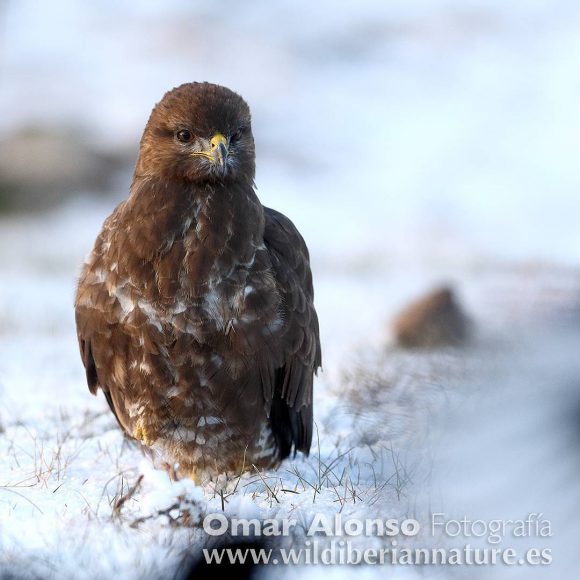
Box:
[1,1,580,578]
[2,0,580,368]
[2,0,580,252]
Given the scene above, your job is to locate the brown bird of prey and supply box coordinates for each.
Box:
[75,82,321,483]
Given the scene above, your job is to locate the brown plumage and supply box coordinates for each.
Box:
[75,82,321,482]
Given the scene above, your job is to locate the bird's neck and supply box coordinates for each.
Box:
[120,178,265,300]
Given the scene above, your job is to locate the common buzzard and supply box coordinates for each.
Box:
[75,83,321,483]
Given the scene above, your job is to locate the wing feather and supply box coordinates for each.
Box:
[262,207,321,457]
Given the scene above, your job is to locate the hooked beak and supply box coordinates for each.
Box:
[191,133,229,170]
[209,133,229,168]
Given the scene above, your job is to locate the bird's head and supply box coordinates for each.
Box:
[135,82,255,185]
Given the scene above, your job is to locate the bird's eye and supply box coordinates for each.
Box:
[176,129,193,143]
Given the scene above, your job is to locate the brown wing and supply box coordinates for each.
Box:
[76,298,126,432]
[262,207,321,458]
[76,312,129,433]
[74,207,134,435]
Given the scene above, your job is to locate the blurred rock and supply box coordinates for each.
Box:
[392,285,471,348]
[0,127,129,212]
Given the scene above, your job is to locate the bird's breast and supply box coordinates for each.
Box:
[84,192,282,353]
[170,270,283,347]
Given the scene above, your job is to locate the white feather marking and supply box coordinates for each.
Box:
[182,217,193,234]
[254,445,276,459]
[240,312,260,323]
[116,291,136,315]
[254,422,276,458]
[172,301,187,315]
[139,361,152,375]
[204,289,222,324]
[134,299,162,331]
[127,403,145,418]
[112,357,126,385]
[175,428,198,443]
[93,269,107,283]
[197,416,221,427]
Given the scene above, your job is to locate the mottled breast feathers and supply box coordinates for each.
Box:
[74,188,321,480]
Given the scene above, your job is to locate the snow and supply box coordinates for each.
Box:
[1,1,580,578]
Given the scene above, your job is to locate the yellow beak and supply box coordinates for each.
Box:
[209,133,228,168]
[191,133,229,169]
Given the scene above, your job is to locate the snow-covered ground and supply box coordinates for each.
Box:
[1,1,580,578]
